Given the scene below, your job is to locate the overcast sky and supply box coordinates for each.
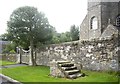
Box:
[0,0,87,35]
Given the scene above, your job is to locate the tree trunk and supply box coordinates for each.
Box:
[19,47,22,64]
[34,48,37,65]
[29,26,37,66]
[30,39,37,66]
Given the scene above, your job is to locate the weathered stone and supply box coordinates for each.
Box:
[50,61,82,79]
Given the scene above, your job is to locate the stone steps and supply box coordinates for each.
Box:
[68,73,83,79]
[59,63,74,67]
[65,70,80,75]
[57,61,70,64]
[57,61,81,79]
[61,66,77,71]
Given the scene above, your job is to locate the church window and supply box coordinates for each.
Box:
[90,16,98,30]
[116,15,120,27]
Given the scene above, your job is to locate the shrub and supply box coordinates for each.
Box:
[10,50,16,54]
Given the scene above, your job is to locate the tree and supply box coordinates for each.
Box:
[2,42,16,54]
[51,31,72,44]
[70,25,79,41]
[0,33,8,41]
[59,32,72,42]
[7,6,53,66]
[0,33,13,41]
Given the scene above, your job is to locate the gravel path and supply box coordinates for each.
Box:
[0,64,27,69]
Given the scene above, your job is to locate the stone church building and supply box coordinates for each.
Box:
[80,0,120,40]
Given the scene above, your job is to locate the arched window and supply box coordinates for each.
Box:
[116,15,120,27]
[90,16,98,29]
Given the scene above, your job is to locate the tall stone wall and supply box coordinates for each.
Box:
[36,49,50,66]
[36,36,119,71]
[4,36,118,71]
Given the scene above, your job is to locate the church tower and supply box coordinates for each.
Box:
[80,0,120,40]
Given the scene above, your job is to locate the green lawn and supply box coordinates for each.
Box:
[1,65,119,83]
[0,60,15,66]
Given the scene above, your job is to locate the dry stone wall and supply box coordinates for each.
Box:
[2,36,119,71]
[0,54,18,62]
[37,36,119,71]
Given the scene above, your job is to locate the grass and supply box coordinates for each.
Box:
[1,65,119,83]
[0,60,15,66]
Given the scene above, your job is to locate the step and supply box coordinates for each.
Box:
[68,73,82,79]
[67,74,77,79]
[57,61,70,64]
[61,66,77,71]
[59,63,74,67]
[65,70,80,75]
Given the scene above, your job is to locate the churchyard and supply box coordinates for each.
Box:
[0,0,120,83]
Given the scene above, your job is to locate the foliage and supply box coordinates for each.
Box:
[9,49,16,54]
[0,33,8,41]
[51,32,72,44]
[70,25,79,41]
[51,24,79,44]
[1,66,118,82]
[0,60,15,66]
[7,6,53,48]
[59,32,72,42]
[2,42,17,54]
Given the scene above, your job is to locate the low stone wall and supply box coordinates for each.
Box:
[37,36,119,71]
[0,54,18,62]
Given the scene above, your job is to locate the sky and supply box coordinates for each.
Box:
[0,0,87,35]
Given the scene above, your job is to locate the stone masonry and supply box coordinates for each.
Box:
[1,35,119,75]
[35,35,119,71]
[80,1,120,40]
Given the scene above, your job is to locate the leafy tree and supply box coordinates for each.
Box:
[51,31,72,44]
[70,25,79,41]
[2,42,16,54]
[65,32,72,41]
[0,33,13,41]
[51,32,60,43]
[0,33,7,41]
[59,32,72,42]
[7,6,53,66]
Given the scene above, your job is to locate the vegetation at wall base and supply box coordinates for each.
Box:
[0,60,15,66]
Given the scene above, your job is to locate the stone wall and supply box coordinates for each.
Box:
[35,46,50,66]
[2,36,119,71]
[36,36,119,71]
[0,54,18,62]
